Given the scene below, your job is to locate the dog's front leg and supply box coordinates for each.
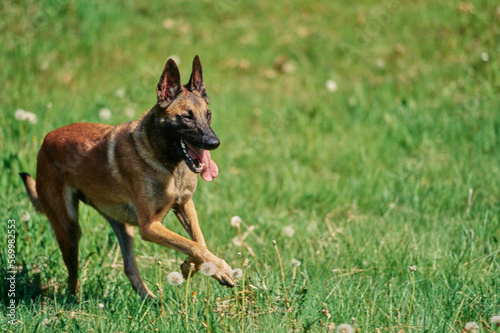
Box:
[138,205,234,287]
[173,199,206,247]
[173,199,207,276]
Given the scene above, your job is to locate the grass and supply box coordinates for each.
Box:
[1,0,499,331]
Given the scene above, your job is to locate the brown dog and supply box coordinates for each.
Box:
[20,56,234,298]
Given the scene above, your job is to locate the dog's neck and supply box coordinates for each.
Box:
[131,106,183,173]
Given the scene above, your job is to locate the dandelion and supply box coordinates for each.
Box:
[457,2,474,13]
[291,259,301,267]
[327,322,336,331]
[99,108,111,120]
[115,88,125,98]
[200,262,216,276]
[491,315,500,326]
[124,106,135,118]
[163,18,175,29]
[20,212,31,222]
[25,112,38,124]
[336,323,354,333]
[231,268,243,280]
[322,309,331,319]
[409,265,417,272]
[326,80,338,93]
[481,52,489,62]
[14,109,37,124]
[168,55,181,65]
[283,225,295,237]
[264,69,277,79]
[40,60,50,71]
[375,58,386,68]
[98,303,104,310]
[239,59,250,70]
[464,322,480,332]
[281,62,296,74]
[200,262,216,332]
[230,216,242,227]
[167,271,184,286]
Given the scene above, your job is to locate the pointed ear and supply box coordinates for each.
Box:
[185,55,209,103]
[156,58,183,104]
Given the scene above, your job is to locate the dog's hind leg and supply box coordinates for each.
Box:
[107,218,155,299]
[36,155,82,295]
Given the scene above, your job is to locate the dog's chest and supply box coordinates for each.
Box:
[165,166,197,205]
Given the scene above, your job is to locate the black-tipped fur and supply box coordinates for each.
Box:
[19,172,43,213]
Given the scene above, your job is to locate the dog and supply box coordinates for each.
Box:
[20,55,234,299]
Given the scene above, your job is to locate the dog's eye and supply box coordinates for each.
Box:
[207,110,212,121]
[180,110,194,121]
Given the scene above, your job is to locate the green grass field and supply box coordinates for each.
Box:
[1,0,499,332]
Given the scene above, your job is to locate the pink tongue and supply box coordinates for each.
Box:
[199,150,219,182]
[185,143,219,181]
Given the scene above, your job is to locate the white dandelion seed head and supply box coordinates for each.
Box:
[124,106,135,118]
[409,265,417,272]
[98,303,104,310]
[481,52,489,62]
[231,268,243,280]
[326,79,338,93]
[336,323,353,333]
[40,60,50,71]
[163,18,175,29]
[464,322,480,332]
[200,262,217,276]
[14,109,24,119]
[282,62,296,74]
[25,112,38,124]
[491,315,500,326]
[167,271,184,286]
[15,109,37,124]
[99,108,112,120]
[115,88,126,98]
[21,212,31,222]
[375,58,386,68]
[283,225,295,237]
[230,216,242,227]
[291,259,301,267]
[168,54,181,65]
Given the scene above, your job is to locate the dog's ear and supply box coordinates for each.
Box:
[186,55,209,103]
[157,58,183,105]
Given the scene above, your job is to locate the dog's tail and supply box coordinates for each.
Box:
[19,173,44,213]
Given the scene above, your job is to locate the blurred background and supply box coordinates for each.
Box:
[1,0,499,331]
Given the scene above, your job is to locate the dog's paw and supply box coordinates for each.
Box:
[181,257,201,278]
[211,259,235,288]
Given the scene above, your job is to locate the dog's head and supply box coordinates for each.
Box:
[153,56,219,181]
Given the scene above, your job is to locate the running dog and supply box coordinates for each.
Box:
[20,56,234,298]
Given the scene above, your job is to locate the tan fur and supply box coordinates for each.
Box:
[20,56,233,298]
